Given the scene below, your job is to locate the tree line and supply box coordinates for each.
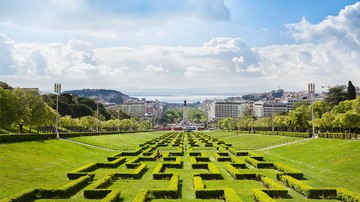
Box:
[217,81,360,133]
[0,81,151,133]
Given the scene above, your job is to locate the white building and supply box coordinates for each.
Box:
[121,99,163,119]
[253,101,287,117]
[207,100,248,121]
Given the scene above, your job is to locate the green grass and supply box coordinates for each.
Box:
[258,138,360,193]
[68,131,167,149]
[208,131,304,149]
[1,131,359,201]
[0,140,114,199]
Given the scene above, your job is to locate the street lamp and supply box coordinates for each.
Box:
[117,107,120,132]
[271,97,275,132]
[96,100,99,132]
[308,83,316,138]
[250,102,254,134]
[54,83,61,138]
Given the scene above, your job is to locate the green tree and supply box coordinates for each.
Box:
[325,87,347,105]
[0,81,13,90]
[347,80,356,100]
[0,88,19,128]
[284,105,310,131]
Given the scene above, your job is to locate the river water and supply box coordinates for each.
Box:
[130,94,240,103]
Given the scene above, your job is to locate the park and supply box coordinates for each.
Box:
[0,131,359,202]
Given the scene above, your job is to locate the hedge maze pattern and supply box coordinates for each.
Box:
[3,132,360,202]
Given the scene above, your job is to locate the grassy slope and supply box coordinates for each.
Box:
[209,131,303,149]
[68,131,167,149]
[0,140,114,199]
[258,138,360,193]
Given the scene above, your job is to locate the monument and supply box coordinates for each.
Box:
[182,100,189,126]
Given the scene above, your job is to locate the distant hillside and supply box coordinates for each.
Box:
[64,89,130,104]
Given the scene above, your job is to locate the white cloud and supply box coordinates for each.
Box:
[184,66,205,78]
[145,64,164,72]
[0,33,16,74]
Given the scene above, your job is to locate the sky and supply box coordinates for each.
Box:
[0,0,360,94]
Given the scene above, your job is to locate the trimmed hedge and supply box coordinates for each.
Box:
[214,152,231,162]
[101,189,121,202]
[2,188,38,202]
[132,189,148,202]
[337,188,360,202]
[0,133,56,143]
[278,175,337,199]
[97,157,126,168]
[114,163,147,179]
[318,132,360,140]
[245,157,273,169]
[253,189,276,202]
[273,162,304,179]
[224,188,243,202]
[256,131,312,138]
[278,175,313,197]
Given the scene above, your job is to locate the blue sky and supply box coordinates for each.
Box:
[0,0,360,94]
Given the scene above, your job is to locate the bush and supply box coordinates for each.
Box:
[193,176,205,190]
[253,189,276,202]
[0,133,56,143]
[2,188,38,202]
[224,188,243,202]
[273,162,303,179]
[132,189,148,202]
[245,157,273,169]
[101,189,121,202]
[97,157,126,168]
[337,188,360,202]
[278,175,312,197]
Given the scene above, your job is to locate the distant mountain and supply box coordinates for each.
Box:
[64,89,130,104]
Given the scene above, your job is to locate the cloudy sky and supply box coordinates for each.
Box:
[0,0,360,94]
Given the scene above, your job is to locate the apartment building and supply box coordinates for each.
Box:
[205,100,248,121]
[253,101,287,117]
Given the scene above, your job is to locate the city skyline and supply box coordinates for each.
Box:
[0,0,359,93]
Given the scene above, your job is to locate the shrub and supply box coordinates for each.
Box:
[132,189,148,202]
[278,175,312,197]
[273,162,303,179]
[224,188,243,202]
[2,188,38,202]
[97,157,126,168]
[193,176,205,190]
[101,189,121,202]
[253,189,276,202]
[337,188,360,202]
[245,157,273,169]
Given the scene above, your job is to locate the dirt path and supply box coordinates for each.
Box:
[57,137,118,151]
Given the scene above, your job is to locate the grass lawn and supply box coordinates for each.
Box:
[0,139,114,199]
[258,138,360,193]
[1,131,359,201]
[68,131,167,150]
[208,131,304,149]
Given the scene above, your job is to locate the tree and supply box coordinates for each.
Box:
[325,87,347,105]
[0,88,19,128]
[347,80,356,100]
[0,81,12,90]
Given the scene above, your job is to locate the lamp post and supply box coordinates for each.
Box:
[54,83,61,138]
[271,97,275,132]
[117,107,120,132]
[308,83,316,138]
[250,102,254,134]
[96,100,99,132]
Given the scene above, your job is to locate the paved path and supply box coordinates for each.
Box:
[256,137,315,151]
[57,137,118,151]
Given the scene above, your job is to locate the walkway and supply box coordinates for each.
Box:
[256,137,315,151]
[57,137,118,151]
